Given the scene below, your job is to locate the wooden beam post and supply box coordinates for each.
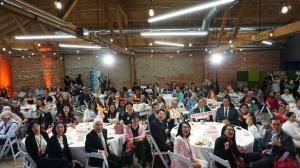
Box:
[117,3,128,27]
[129,55,136,86]
[104,0,114,38]
[116,8,126,48]
[217,10,230,46]
[232,0,249,40]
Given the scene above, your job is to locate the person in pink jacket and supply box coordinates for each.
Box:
[172,121,208,168]
[124,112,152,167]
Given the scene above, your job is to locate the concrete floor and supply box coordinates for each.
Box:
[0,155,23,168]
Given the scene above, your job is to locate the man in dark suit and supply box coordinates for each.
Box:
[85,119,122,168]
[216,97,238,125]
[148,103,159,124]
[192,98,213,121]
[150,109,173,152]
[247,118,295,168]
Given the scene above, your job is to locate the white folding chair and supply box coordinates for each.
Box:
[208,153,231,168]
[0,130,20,160]
[167,151,193,168]
[19,148,37,168]
[85,151,108,168]
[150,137,169,168]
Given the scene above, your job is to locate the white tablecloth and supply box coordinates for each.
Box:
[170,122,254,167]
[133,103,152,116]
[162,94,176,105]
[20,105,38,119]
[20,104,57,119]
[66,123,125,165]
[22,123,125,165]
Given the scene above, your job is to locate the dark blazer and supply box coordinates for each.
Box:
[85,129,110,167]
[262,130,295,159]
[150,118,170,152]
[148,113,156,124]
[213,136,243,168]
[216,106,238,125]
[38,111,53,129]
[192,105,213,121]
[47,135,73,162]
[25,132,49,163]
[85,129,109,153]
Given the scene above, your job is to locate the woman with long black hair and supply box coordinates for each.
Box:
[213,125,247,168]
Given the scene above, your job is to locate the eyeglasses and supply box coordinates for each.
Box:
[226,128,234,131]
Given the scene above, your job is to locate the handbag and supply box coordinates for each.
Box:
[114,123,124,134]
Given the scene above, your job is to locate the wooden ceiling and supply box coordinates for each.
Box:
[1,0,300,55]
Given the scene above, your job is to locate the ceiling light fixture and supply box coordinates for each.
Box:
[262,41,273,45]
[281,3,290,14]
[141,31,208,37]
[148,0,235,23]
[149,0,155,17]
[15,34,76,40]
[155,41,185,47]
[55,0,62,9]
[12,48,28,51]
[59,44,102,49]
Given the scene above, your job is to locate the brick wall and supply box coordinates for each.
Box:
[135,53,205,85]
[135,50,280,89]
[9,50,280,91]
[63,54,131,88]
[204,50,280,89]
[10,56,63,90]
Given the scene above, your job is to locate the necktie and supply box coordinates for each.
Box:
[225,108,228,118]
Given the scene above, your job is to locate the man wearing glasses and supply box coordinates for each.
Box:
[247,117,295,167]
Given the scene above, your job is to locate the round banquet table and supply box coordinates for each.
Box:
[21,122,125,165]
[170,122,254,167]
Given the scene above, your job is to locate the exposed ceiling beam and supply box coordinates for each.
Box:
[0,15,9,23]
[12,15,38,51]
[231,0,249,40]
[216,9,230,46]
[0,20,31,36]
[2,0,131,54]
[57,0,79,20]
[116,9,126,48]
[117,3,128,27]
[213,19,300,52]
[104,0,114,38]
[38,24,58,48]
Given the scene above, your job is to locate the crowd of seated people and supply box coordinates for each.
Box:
[0,73,300,167]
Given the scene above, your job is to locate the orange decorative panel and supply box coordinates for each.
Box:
[40,57,54,88]
[0,55,13,95]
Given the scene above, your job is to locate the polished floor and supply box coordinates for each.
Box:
[0,156,22,168]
